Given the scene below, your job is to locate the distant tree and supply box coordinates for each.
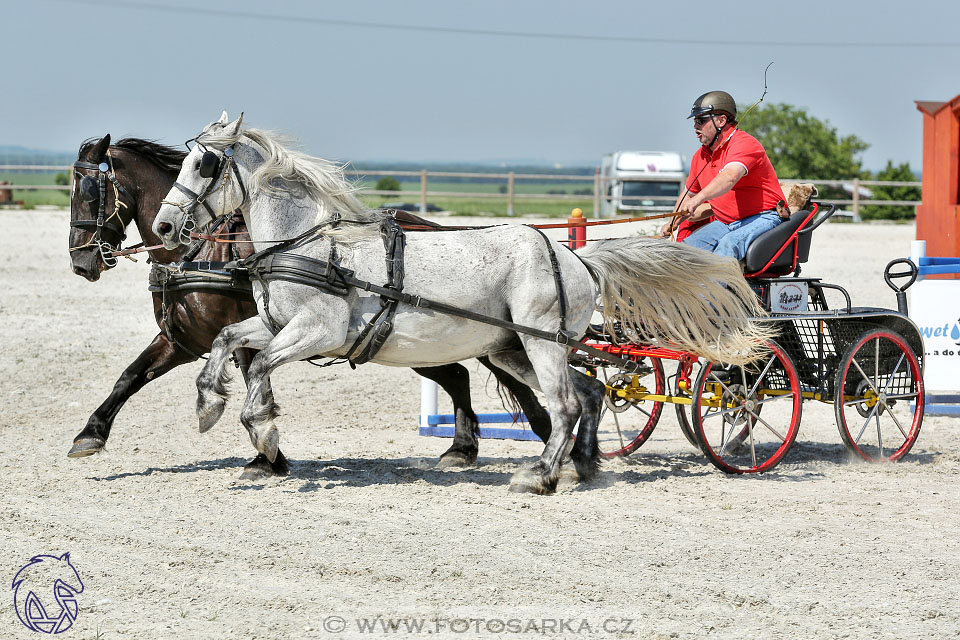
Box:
[738,103,869,181]
[859,161,920,221]
[375,177,401,193]
[54,172,69,186]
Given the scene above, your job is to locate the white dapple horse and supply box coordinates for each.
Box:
[153,112,772,494]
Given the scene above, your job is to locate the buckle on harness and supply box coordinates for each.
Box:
[556,330,575,345]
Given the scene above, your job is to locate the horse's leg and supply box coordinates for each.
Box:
[563,369,605,482]
[490,343,581,495]
[238,315,347,466]
[413,364,481,467]
[196,317,274,433]
[69,334,195,457]
[231,346,291,479]
[478,355,552,443]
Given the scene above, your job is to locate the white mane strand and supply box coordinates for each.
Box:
[196,124,385,235]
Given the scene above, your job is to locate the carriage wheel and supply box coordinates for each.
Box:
[672,361,701,448]
[834,329,923,462]
[595,355,665,458]
[692,341,802,474]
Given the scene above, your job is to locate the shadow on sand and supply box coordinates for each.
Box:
[86,440,939,488]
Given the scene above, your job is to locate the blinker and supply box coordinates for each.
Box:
[199,150,220,179]
[79,176,99,203]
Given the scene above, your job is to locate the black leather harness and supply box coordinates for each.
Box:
[230,219,641,372]
[149,214,252,359]
[71,157,130,266]
[238,217,409,367]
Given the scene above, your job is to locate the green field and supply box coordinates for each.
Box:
[353,178,595,195]
[0,171,70,207]
[0,171,595,215]
[357,177,596,216]
[360,196,592,217]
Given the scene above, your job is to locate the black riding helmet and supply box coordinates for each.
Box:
[688,91,737,121]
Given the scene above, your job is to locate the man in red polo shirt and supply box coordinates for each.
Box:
[661,91,785,260]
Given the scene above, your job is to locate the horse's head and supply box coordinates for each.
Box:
[154,111,247,249]
[70,134,137,281]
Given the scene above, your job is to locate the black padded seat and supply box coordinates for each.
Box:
[743,207,818,277]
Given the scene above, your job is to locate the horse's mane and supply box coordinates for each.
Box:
[114,138,187,173]
[77,137,187,174]
[196,123,383,235]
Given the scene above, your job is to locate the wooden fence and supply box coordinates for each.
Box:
[0,165,921,219]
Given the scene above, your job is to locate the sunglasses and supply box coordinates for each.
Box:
[693,115,717,126]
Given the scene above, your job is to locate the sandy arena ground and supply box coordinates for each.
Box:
[1,209,958,639]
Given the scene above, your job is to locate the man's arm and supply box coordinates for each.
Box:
[676,164,747,215]
[660,201,713,238]
[660,190,695,237]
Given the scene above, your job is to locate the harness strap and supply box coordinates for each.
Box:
[181,213,234,262]
[327,264,640,372]
[531,226,573,343]
[171,180,217,219]
[342,218,406,366]
[231,222,640,372]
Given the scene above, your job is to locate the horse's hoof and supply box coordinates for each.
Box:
[239,451,290,481]
[197,396,225,433]
[437,451,475,468]
[67,438,105,458]
[558,464,581,483]
[508,469,554,495]
[239,456,273,481]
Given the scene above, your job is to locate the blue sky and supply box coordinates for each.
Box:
[5,0,960,170]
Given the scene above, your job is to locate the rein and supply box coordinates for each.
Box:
[180,209,682,248]
[230,216,643,373]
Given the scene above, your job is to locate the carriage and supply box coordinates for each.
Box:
[571,202,925,474]
[72,115,926,493]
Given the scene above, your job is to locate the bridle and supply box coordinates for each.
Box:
[160,138,248,245]
[70,151,132,268]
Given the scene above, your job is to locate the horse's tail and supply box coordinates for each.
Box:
[576,237,776,365]
[493,379,523,427]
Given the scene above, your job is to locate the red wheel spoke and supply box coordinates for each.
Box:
[834,329,923,462]
[693,341,801,474]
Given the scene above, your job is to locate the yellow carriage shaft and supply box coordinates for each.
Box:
[606,381,840,407]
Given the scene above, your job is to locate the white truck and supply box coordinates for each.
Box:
[599,151,686,217]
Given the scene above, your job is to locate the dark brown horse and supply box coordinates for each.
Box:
[67,135,550,478]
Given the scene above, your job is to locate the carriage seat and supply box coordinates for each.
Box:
[743,203,833,278]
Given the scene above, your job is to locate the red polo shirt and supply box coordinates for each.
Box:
[685,130,784,224]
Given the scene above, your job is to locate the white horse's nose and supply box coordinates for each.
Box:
[156,221,173,236]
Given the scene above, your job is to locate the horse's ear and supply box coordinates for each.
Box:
[225,112,244,137]
[59,552,71,562]
[218,110,229,125]
[89,134,111,161]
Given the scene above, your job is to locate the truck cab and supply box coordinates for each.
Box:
[599,151,686,217]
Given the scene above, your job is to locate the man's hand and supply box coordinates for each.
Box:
[675,194,703,217]
[659,220,675,238]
